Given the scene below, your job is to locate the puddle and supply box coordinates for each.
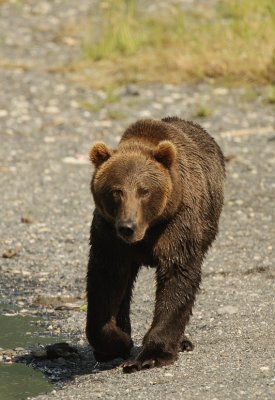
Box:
[0,312,58,349]
[0,304,60,400]
[0,363,52,400]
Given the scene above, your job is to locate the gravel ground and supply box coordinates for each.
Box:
[0,1,274,399]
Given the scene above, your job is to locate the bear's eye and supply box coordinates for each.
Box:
[138,187,149,198]
[111,189,123,199]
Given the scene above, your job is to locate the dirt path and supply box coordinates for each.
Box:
[0,1,274,399]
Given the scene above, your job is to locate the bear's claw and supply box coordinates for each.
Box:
[180,336,194,352]
[122,359,156,373]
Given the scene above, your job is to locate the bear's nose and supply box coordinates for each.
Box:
[117,221,136,239]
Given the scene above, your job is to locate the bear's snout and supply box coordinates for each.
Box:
[117,220,137,241]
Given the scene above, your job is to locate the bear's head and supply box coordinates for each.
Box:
[89,141,177,243]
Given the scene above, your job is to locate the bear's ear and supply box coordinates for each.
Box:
[89,142,112,167]
[153,140,177,168]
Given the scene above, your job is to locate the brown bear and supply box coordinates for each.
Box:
[86,117,225,373]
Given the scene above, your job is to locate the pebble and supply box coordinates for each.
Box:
[213,88,229,95]
[62,157,89,165]
[125,84,140,96]
[45,106,60,114]
[44,136,56,143]
[93,120,112,128]
[2,249,18,258]
[139,110,151,117]
[0,109,8,117]
[217,306,239,315]
[162,96,174,104]
[152,103,163,109]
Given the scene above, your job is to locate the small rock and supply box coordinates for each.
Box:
[45,343,78,359]
[1,349,17,359]
[260,366,270,372]
[213,88,228,95]
[0,109,8,117]
[45,106,59,114]
[62,155,89,165]
[152,103,163,110]
[44,136,56,143]
[225,154,237,162]
[125,84,140,96]
[217,305,238,315]
[55,357,67,366]
[2,249,18,258]
[31,349,48,359]
[171,93,182,100]
[19,308,29,314]
[139,110,151,118]
[55,303,81,310]
[162,96,174,104]
[3,312,18,316]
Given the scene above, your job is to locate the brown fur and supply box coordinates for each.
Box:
[86,117,225,372]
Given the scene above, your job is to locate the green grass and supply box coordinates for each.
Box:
[264,85,275,104]
[62,0,275,88]
[240,87,262,103]
[193,105,213,118]
[106,110,126,120]
[79,304,87,312]
[78,86,119,112]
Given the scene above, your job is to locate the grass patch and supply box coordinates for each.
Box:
[193,105,213,118]
[264,85,275,104]
[78,100,101,113]
[61,0,275,88]
[78,86,119,112]
[240,87,262,102]
[106,110,126,120]
[79,304,87,312]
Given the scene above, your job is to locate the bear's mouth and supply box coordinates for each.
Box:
[116,226,146,244]
[118,232,145,244]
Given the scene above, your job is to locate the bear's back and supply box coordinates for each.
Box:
[162,116,225,171]
[121,118,225,178]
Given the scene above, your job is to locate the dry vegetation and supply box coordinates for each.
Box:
[55,0,275,88]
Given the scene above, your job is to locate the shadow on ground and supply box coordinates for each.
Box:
[15,343,141,384]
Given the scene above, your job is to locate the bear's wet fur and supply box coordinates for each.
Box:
[86,117,225,372]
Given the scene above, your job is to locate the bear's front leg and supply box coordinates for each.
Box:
[86,225,138,362]
[123,257,201,373]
